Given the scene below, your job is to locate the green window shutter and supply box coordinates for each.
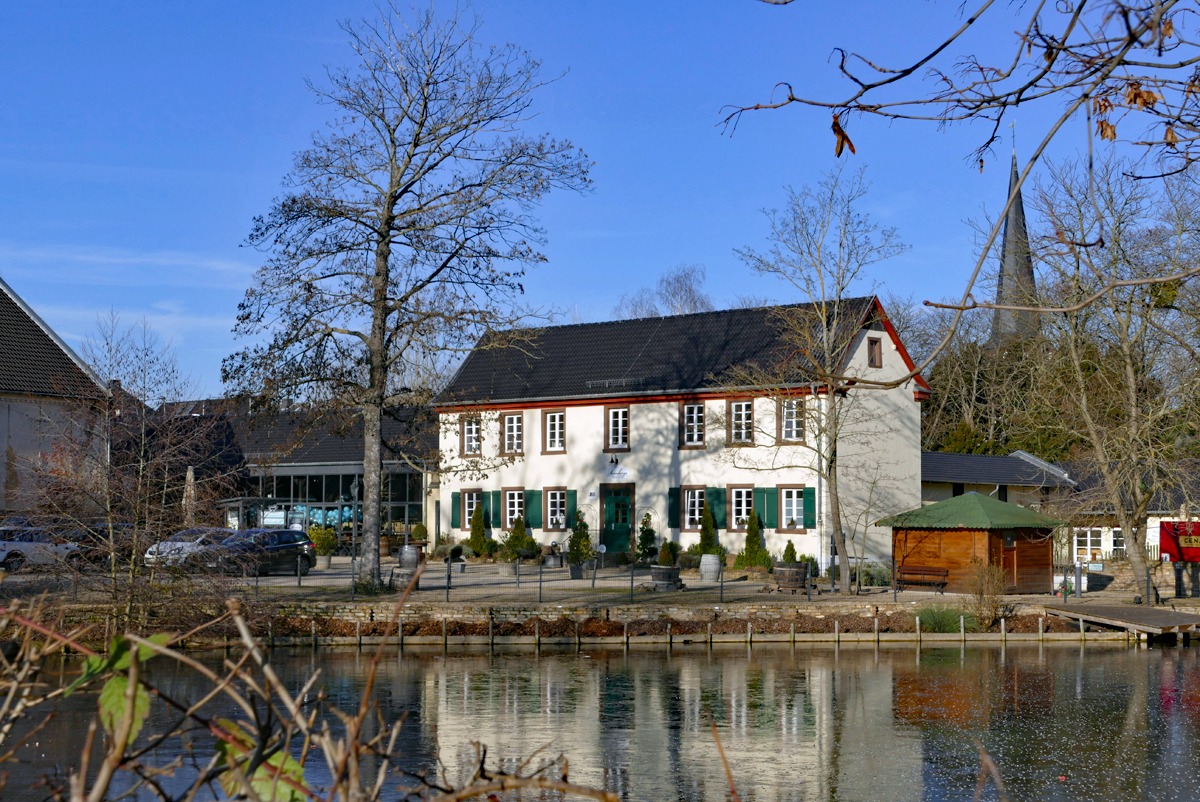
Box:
[803,486,816,529]
[764,488,779,529]
[480,492,492,529]
[752,487,767,521]
[668,487,680,528]
[566,489,578,526]
[487,490,502,529]
[707,486,726,530]
[525,489,543,529]
[451,492,461,529]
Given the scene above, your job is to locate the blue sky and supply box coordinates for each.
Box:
[0,2,1083,393]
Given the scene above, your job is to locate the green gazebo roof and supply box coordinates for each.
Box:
[876,492,1059,530]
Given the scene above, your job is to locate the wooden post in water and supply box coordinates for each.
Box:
[960,615,965,643]
[311,618,317,651]
[875,617,880,643]
[834,619,839,645]
[1039,617,1044,641]
[668,622,673,649]
[488,614,493,650]
[535,619,540,651]
[575,619,581,652]
[356,620,362,652]
[442,617,448,652]
[747,620,752,647]
[707,621,712,648]
[792,621,796,646]
[1079,617,1085,642]
[623,621,628,651]
[1000,617,1006,643]
[268,620,274,651]
[915,616,921,644]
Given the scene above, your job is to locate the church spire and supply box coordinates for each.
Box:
[991,152,1038,341]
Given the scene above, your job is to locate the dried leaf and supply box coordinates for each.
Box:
[1165,125,1179,148]
[831,113,855,158]
[979,158,985,174]
[1097,119,1117,141]
[1164,17,1175,39]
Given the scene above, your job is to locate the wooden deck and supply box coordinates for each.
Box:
[1043,602,1200,635]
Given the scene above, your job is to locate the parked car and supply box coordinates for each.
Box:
[0,526,82,572]
[144,528,234,567]
[69,522,137,566]
[186,529,315,576]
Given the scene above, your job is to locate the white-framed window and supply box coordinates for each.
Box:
[731,487,753,529]
[1112,529,1125,558]
[547,490,567,530]
[731,400,754,443]
[462,418,481,455]
[684,488,706,529]
[683,403,705,445]
[780,399,803,442]
[545,411,565,451]
[463,491,482,527]
[505,490,524,529]
[608,407,629,449]
[1075,528,1102,560]
[781,488,804,529]
[503,413,523,454]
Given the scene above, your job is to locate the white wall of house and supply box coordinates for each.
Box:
[438,329,921,567]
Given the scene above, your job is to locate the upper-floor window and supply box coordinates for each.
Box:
[868,337,883,368]
[780,398,803,442]
[606,406,630,450]
[684,487,706,530]
[503,413,523,454]
[543,410,565,453]
[730,486,753,530]
[546,489,567,530]
[504,489,524,529]
[730,400,754,444]
[461,417,481,456]
[682,403,705,446]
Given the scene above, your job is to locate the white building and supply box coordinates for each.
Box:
[437,297,927,569]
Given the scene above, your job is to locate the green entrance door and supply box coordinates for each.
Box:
[603,488,633,553]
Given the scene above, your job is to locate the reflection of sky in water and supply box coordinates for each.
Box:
[10,643,1200,801]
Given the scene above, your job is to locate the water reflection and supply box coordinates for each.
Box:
[12,643,1200,801]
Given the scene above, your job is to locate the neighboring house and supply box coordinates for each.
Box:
[436,297,926,569]
[921,450,1075,506]
[192,402,437,549]
[0,275,108,516]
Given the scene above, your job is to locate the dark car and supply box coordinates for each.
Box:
[188,528,315,576]
[70,522,138,566]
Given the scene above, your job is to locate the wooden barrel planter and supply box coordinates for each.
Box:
[775,563,807,591]
[651,565,682,590]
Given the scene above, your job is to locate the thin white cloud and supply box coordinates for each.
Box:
[0,243,252,275]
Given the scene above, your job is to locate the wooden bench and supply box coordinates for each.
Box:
[896,566,949,594]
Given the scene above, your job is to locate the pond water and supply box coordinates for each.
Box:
[11,642,1200,801]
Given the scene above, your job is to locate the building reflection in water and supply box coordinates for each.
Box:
[12,643,1200,802]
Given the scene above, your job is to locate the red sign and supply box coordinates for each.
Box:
[1159,521,1200,562]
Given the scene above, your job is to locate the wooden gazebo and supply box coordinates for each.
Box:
[877,493,1058,594]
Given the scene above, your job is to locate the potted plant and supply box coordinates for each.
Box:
[498,516,537,575]
[696,502,723,581]
[651,541,682,589]
[310,526,337,570]
[566,511,594,579]
[636,513,658,563]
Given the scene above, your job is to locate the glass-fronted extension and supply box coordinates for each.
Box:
[221,467,425,549]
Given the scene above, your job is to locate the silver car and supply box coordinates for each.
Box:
[144,528,233,567]
[0,528,81,572]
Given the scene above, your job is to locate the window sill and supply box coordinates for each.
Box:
[540,449,567,456]
[678,444,706,451]
[602,445,631,454]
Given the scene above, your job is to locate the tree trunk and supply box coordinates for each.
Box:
[1125,518,1152,603]
[361,401,383,587]
[827,453,850,595]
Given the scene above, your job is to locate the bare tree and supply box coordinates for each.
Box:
[27,313,237,619]
[726,1,1200,378]
[1027,156,1200,589]
[719,165,909,593]
[223,5,591,586]
[613,263,715,319]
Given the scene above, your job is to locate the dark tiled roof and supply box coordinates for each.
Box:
[188,403,441,465]
[1061,460,1200,515]
[921,450,1075,488]
[442,297,880,404]
[0,276,104,399]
